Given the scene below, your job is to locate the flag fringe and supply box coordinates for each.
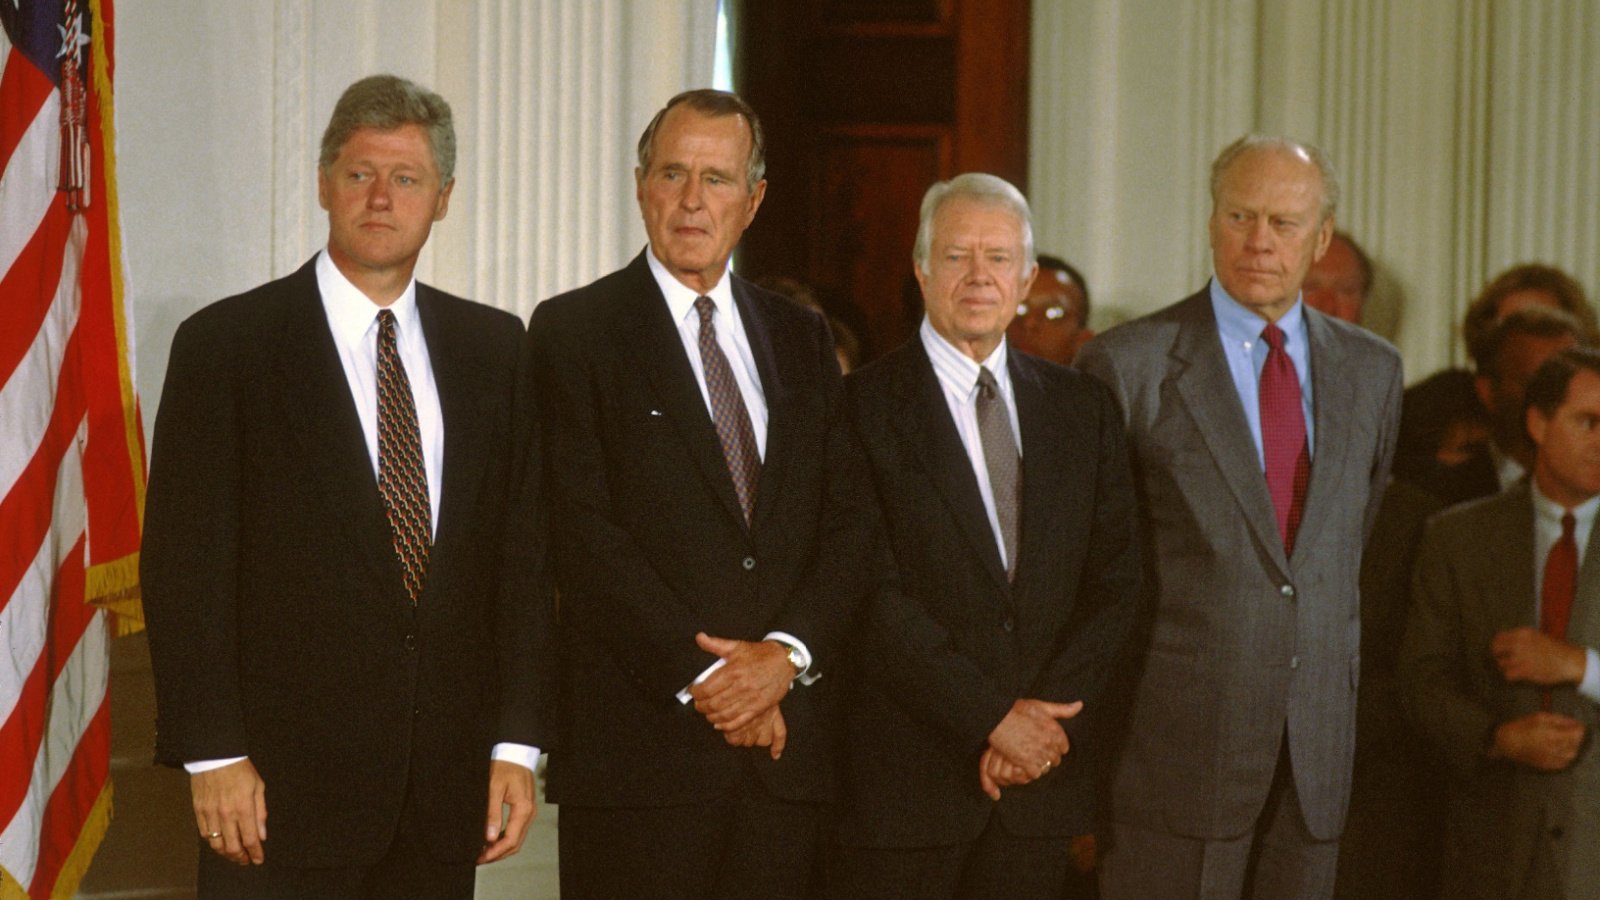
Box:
[0,864,25,900]
[47,779,115,900]
[88,0,147,531]
[87,552,143,636]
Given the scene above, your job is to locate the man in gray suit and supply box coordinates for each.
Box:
[1400,347,1600,900]
[1077,135,1402,899]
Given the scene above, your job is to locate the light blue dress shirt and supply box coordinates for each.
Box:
[1208,279,1315,469]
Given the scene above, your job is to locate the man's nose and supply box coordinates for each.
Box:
[678,178,704,211]
[367,178,392,210]
[1244,218,1273,249]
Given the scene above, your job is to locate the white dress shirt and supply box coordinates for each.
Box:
[643,249,816,700]
[1530,484,1600,701]
[919,317,1021,571]
[186,250,538,774]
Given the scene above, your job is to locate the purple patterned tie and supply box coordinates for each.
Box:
[694,296,761,524]
[1259,323,1309,554]
[376,309,431,603]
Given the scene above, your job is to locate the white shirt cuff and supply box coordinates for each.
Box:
[184,755,248,774]
[677,657,728,704]
[1579,648,1600,703]
[491,743,541,771]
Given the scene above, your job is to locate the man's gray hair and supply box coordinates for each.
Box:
[636,89,766,191]
[912,173,1036,275]
[319,74,457,183]
[1209,134,1339,222]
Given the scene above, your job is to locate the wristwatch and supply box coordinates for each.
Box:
[776,640,806,681]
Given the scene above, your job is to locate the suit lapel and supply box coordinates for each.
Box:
[734,279,792,532]
[616,255,748,527]
[1011,352,1065,589]
[1169,294,1289,575]
[894,341,1009,589]
[1574,505,1600,653]
[272,260,402,596]
[1289,309,1355,562]
[417,285,488,599]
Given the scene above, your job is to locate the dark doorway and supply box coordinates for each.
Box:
[735,0,1031,362]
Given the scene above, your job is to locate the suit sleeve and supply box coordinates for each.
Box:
[1398,521,1498,778]
[1363,351,1405,541]
[527,303,724,696]
[140,316,250,767]
[759,319,879,676]
[491,326,557,748]
[1029,380,1142,744]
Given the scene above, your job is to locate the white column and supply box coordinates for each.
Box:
[432,0,718,318]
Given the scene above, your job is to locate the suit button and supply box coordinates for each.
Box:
[1279,584,1295,599]
[742,556,756,571]
[1002,618,1015,633]
[1290,656,1300,669]
[1552,826,1565,839]
[404,634,417,651]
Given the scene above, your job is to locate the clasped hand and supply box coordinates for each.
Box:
[1491,627,1586,686]
[689,632,794,759]
[979,698,1083,801]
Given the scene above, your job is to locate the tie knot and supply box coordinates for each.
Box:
[1563,512,1577,538]
[976,366,999,399]
[377,308,397,338]
[1260,322,1285,351]
[694,295,716,323]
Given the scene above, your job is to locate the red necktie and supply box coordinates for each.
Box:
[694,296,761,524]
[1543,512,1578,640]
[1259,323,1310,554]
[376,309,431,604]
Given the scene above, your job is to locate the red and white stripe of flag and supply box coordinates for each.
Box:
[1,3,134,895]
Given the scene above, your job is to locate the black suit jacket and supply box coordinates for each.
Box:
[142,258,551,867]
[835,339,1141,848]
[529,251,876,807]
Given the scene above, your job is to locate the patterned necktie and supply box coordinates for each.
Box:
[376,309,431,604]
[975,366,1021,579]
[694,296,761,524]
[1259,323,1310,554]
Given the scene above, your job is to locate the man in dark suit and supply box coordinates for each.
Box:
[1076,135,1402,899]
[831,173,1140,897]
[1400,347,1600,900]
[529,89,874,898]
[142,75,549,898]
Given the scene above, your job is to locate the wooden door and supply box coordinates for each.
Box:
[736,0,1031,361]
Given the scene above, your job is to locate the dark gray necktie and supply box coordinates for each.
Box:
[975,366,1020,578]
[694,296,761,524]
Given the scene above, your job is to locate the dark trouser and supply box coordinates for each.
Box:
[196,813,474,900]
[830,814,1075,900]
[1100,740,1340,900]
[558,786,828,900]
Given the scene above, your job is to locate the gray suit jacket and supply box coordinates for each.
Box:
[1400,483,1600,900]
[1076,288,1401,841]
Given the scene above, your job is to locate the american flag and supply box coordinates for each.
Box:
[0,0,145,896]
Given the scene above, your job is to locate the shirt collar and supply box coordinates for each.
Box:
[1532,480,1600,524]
[1208,278,1306,349]
[316,249,420,343]
[919,316,1011,399]
[645,245,736,327]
